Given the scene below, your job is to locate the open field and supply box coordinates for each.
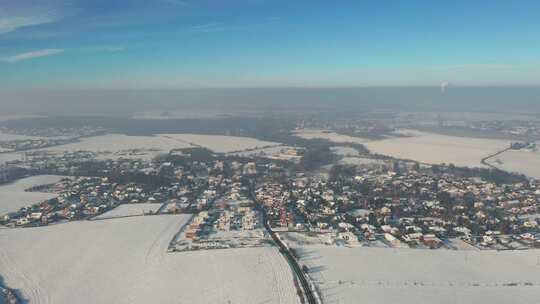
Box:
[0,175,65,215]
[34,133,280,160]
[366,130,511,168]
[338,157,388,167]
[0,215,300,304]
[293,129,369,144]
[0,153,23,165]
[0,115,44,122]
[0,132,46,142]
[486,149,540,179]
[294,245,540,304]
[92,203,162,219]
[39,134,194,160]
[159,133,279,153]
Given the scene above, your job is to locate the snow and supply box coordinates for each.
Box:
[366,130,510,168]
[339,157,387,166]
[0,132,45,141]
[0,153,22,165]
[295,245,540,304]
[486,149,540,179]
[33,133,280,160]
[0,175,65,215]
[293,129,369,144]
[0,115,43,122]
[0,215,300,304]
[92,203,162,219]
[39,134,194,160]
[158,134,279,153]
[330,146,360,157]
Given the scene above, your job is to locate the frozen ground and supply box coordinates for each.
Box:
[0,115,44,122]
[0,132,46,141]
[293,129,369,144]
[159,133,279,153]
[229,145,301,162]
[366,130,510,168]
[37,133,280,159]
[338,157,388,167]
[330,146,360,157]
[0,215,300,304]
[92,203,163,219]
[0,175,65,215]
[229,145,290,156]
[38,134,194,160]
[0,153,22,165]
[294,245,540,304]
[486,149,540,179]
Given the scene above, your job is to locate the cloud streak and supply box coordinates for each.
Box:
[185,22,228,33]
[0,14,59,34]
[2,48,64,63]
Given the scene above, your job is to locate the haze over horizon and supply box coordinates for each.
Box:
[2,86,540,116]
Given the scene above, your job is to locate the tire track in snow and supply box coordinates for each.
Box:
[0,248,49,304]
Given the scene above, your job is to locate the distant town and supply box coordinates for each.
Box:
[2,119,540,252]
[2,115,540,304]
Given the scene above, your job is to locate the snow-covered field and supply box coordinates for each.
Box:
[487,149,540,179]
[0,132,45,141]
[295,245,540,304]
[0,175,64,215]
[38,134,194,160]
[366,130,510,168]
[338,157,388,167]
[0,215,300,304]
[229,145,289,156]
[0,115,43,122]
[158,133,279,153]
[330,146,360,157]
[0,153,22,165]
[92,203,162,219]
[32,133,279,160]
[293,129,369,144]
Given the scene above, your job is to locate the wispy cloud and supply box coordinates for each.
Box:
[185,22,228,33]
[0,14,59,34]
[2,49,64,63]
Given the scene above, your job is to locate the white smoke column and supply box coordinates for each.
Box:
[440,81,449,93]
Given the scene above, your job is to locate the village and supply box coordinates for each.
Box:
[0,137,539,253]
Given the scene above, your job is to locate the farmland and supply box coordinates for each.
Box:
[366,130,511,168]
[293,129,369,145]
[0,215,300,304]
[486,148,540,179]
[158,133,279,153]
[0,175,65,215]
[294,245,540,304]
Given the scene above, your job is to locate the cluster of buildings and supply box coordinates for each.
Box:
[4,130,540,252]
[0,167,215,227]
[256,164,540,250]
[172,182,270,252]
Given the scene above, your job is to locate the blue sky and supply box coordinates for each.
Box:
[1,0,540,89]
